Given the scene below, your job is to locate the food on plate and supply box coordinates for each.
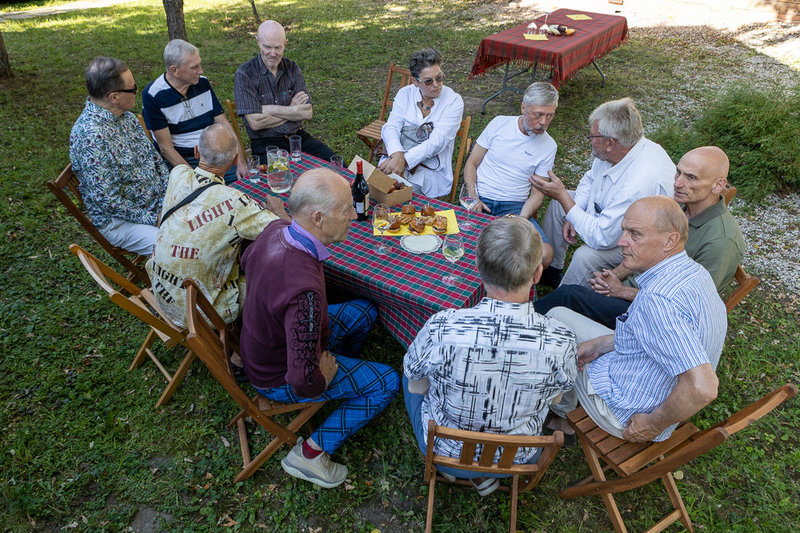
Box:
[420,216,435,226]
[386,217,402,233]
[399,214,415,225]
[420,204,436,217]
[401,204,416,215]
[387,180,407,193]
[432,216,448,234]
[408,218,425,234]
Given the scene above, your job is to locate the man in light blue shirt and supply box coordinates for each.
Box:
[546,196,725,442]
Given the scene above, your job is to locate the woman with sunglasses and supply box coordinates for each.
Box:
[378,48,464,198]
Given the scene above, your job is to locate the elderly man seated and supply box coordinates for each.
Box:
[240,168,400,488]
[531,97,675,287]
[403,216,577,496]
[146,123,288,328]
[545,196,725,443]
[69,56,169,255]
[535,146,745,328]
[463,82,558,267]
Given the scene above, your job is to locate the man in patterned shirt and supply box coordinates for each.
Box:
[403,216,577,495]
[233,20,336,161]
[69,57,169,255]
[546,196,725,443]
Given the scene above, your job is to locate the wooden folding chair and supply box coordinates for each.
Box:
[423,420,564,533]
[559,383,798,533]
[136,113,153,142]
[448,116,472,204]
[356,62,413,162]
[225,99,248,159]
[182,278,326,483]
[69,243,195,408]
[48,164,150,287]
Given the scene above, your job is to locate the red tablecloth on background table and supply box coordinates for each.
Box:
[470,9,628,88]
[233,154,492,348]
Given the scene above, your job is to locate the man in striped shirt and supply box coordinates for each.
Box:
[546,196,725,442]
[143,39,246,184]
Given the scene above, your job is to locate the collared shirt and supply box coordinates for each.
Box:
[234,56,309,138]
[69,99,169,229]
[142,74,224,157]
[404,298,577,463]
[283,220,331,261]
[381,84,464,198]
[146,165,278,327]
[587,251,727,441]
[567,137,676,250]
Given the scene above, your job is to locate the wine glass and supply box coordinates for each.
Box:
[441,234,465,287]
[372,203,391,255]
[458,183,478,230]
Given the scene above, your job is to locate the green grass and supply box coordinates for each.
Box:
[1,0,799,531]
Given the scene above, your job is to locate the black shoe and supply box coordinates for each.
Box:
[542,412,577,447]
[539,267,563,289]
[231,364,249,383]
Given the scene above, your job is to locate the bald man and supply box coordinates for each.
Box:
[234,20,336,161]
[535,146,745,328]
[239,169,399,488]
[544,196,726,443]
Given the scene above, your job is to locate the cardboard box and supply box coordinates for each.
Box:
[348,155,413,207]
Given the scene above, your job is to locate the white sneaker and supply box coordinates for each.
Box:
[280,439,348,488]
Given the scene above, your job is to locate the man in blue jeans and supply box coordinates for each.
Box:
[462,81,559,268]
[239,168,400,488]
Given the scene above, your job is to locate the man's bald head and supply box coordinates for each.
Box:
[619,196,688,272]
[197,123,239,168]
[674,146,730,208]
[256,20,287,72]
[634,196,689,244]
[289,169,355,245]
[257,20,286,43]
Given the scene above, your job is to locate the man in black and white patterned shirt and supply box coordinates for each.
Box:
[403,216,577,495]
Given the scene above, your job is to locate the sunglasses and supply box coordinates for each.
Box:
[113,83,138,94]
[415,73,445,86]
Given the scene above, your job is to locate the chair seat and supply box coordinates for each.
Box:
[356,119,385,142]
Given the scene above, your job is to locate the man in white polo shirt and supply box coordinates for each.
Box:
[462,82,557,267]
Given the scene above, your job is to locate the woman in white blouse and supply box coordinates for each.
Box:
[379,49,464,198]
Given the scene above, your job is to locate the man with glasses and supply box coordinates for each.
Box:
[234,20,336,161]
[462,82,559,268]
[143,39,246,185]
[69,56,169,255]
[531,97,675,288]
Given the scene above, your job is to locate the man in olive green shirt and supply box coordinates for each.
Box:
[534,146,744,328]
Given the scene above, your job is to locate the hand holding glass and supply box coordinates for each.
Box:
[372,203,391,255]
[441,234,464,286]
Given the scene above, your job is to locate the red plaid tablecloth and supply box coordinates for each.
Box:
[470,9,628,88]
[233,154,492,348]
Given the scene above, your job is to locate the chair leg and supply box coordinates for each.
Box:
[509,474,519,533]
[154,349,196,408]
[130,328,158,370]
[425,469,437,533]
[582,442,628,533]
[662,472,694,532]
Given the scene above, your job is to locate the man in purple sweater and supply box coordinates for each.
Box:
[239,168,400,488]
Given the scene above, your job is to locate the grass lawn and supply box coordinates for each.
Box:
[1,0,799,530]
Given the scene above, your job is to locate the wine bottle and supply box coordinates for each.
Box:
[352,160,370,221]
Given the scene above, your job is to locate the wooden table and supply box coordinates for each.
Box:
[470,9,628,113]
[233,154,492,348]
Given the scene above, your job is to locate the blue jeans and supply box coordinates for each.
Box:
[402,376,540,480]
[533,284,631,330]
[478,196,550,244]
[183,155,238,185]
[254,300,400,455]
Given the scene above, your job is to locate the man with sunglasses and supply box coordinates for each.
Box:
[531,98,675,288]
[234,20,336,161]
[69,56,169,256]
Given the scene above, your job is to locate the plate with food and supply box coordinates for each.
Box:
[374,203,459,236]
[400,235,442,255]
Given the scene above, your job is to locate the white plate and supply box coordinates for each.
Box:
[400,235,442,254]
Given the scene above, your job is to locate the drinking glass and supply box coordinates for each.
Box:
[458,183,478,230]
[246,155,261,183]
[289,135,302,162]
[330,155,344,169]
[372,203,391,255]
[441,234,465,286]
[267,149,292,193]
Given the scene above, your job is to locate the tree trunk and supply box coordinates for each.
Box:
[0,30,11,79]
[248,0,261,25]
[162,0,187,41]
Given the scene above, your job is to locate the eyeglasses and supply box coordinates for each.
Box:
[113,83,138,94]
[415,73,445,86]
[587,134,607,140]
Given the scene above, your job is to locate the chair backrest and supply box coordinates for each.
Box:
[379,62,413,122]
[425,420,564,490]
[721,185,737,206]
[225,99,247,158]
[137,113,153,142]
[717,184,760,311]
[48,164,150,286]
[448,116,472,203]
[182,278,298,443]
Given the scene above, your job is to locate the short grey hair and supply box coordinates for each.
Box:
[85,57,129,98]
[288,169,345,218]
[409,48,442,79]
[522,82,559,107]
[476,217,543,291]
[589,97,643,148]
[197,124,238,168]
[164,39,199,69]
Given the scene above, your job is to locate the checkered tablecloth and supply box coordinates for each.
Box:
[470,9,628,88]
[233,154,492,348]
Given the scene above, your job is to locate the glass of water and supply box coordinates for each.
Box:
[372,203,391,255]
[441,234,464,287]
[246,155,261,183]
[267,149,292,193]
[289,135,302,162]
[458,183,478,230]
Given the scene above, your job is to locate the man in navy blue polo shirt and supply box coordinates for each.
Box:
[143,39,246,184]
